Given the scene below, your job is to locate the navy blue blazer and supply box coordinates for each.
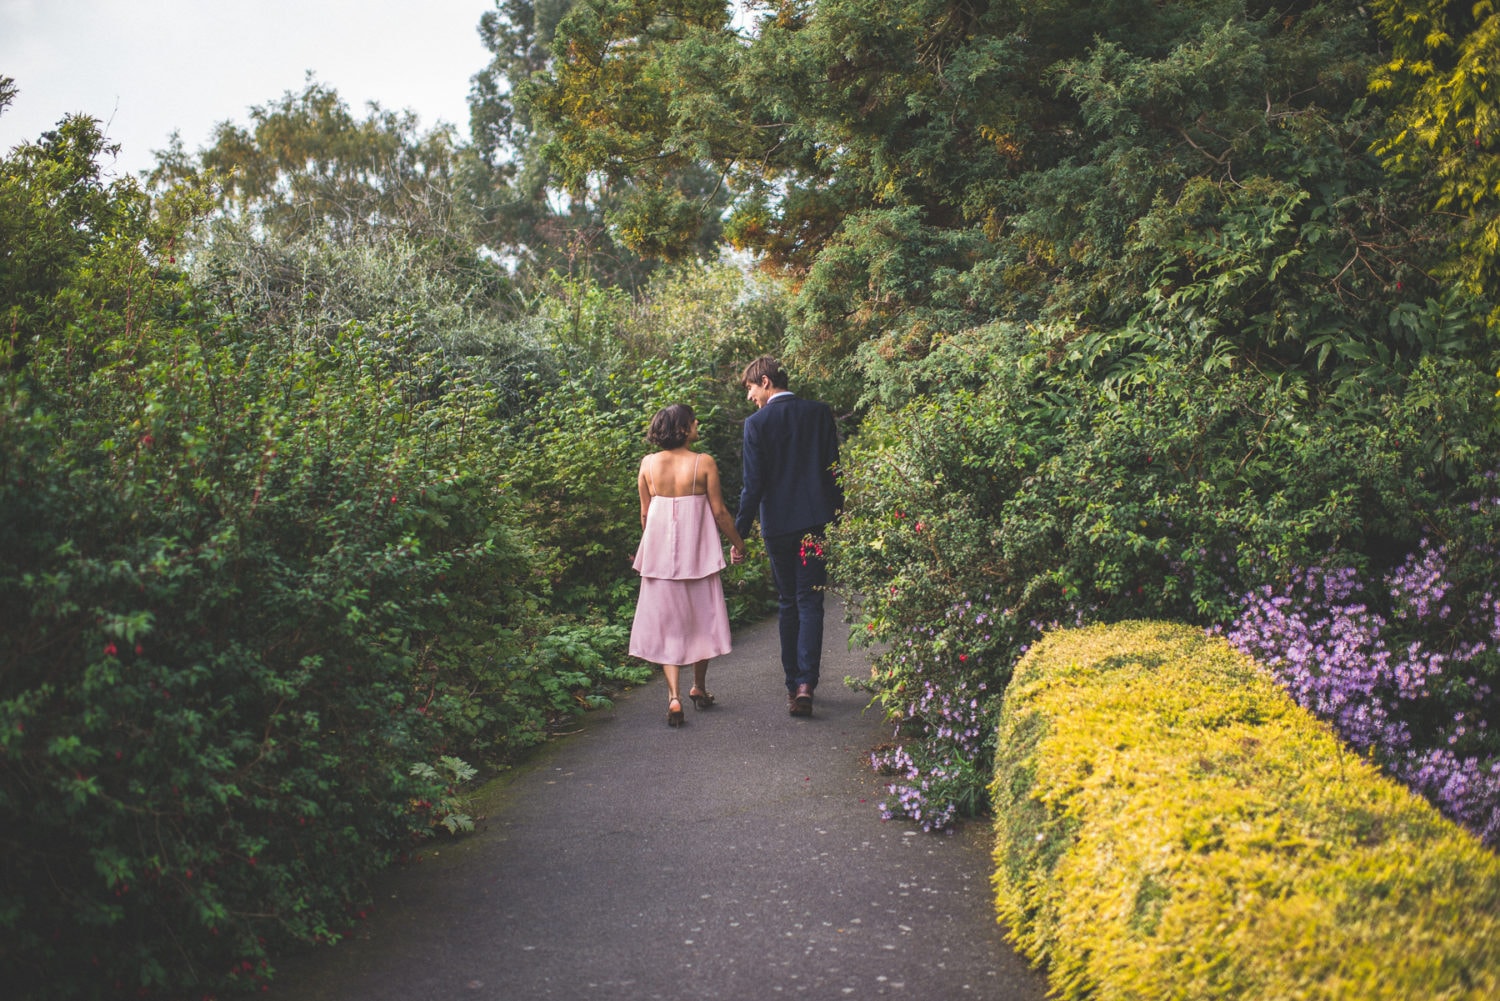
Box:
[735,393,843,540]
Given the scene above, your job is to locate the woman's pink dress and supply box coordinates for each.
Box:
[628,482,733,666]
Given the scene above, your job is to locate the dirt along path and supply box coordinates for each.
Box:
[268,599,1049,1000]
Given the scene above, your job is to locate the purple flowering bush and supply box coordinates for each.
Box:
[867,597,1010,830]
[1226,534,1500,847]
[831,316,1500,836]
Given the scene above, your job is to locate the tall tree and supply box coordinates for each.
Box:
[150,77,470,248]
[526,0,1486,405]
[146,80,549,396]
[467,0,725,288]
[1370,0,1500,297]
[1,91,158,375]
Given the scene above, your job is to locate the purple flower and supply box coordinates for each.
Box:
[1226,547,1500,847]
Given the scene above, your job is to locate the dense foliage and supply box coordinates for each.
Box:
[528,0,1500,841]
[5,0,1500,992]
[468,0,728,288]
[2,112,533,997]
[0,95,773,996]
[1370,0,1500,297]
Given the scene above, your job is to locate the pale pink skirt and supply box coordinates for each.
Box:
[629,573,732,666]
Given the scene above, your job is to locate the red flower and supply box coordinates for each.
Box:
[103,643,118,656]
[958,654,968,662]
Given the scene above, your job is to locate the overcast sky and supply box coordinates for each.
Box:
[0,0,494,179]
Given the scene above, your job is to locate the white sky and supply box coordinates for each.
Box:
[0,0,495,179]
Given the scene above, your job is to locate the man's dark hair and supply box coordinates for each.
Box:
[740,355,789,390]
[647,403,696,449]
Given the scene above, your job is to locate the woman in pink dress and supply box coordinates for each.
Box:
[629,404,747,726]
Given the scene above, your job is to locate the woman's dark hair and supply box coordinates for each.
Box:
[647,403,696,449]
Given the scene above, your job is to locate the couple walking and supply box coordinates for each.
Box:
[628,356,843,726]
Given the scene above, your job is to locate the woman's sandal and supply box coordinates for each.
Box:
[688,688,716,710]
[667,697,685,727]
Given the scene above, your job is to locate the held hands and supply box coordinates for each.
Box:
[729,544,746,565]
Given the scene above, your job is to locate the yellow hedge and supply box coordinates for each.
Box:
[989,620,1500,1001]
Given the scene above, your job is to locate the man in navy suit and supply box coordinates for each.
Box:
[733,356,842,717]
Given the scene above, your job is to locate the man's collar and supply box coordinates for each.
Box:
[767,390,794,403]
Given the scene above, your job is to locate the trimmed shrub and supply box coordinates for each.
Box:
[991,621,1500,1001]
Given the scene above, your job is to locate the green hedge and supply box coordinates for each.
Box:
[1,115,778,997]
[990,621,1500,1000]
[0,314,536,997]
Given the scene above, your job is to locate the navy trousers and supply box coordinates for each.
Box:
[764,528,828,693]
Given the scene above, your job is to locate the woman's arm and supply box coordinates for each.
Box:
[702,455,746,557]
[638,456,653,529]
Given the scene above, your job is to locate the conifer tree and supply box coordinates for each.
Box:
[468,0,725,288]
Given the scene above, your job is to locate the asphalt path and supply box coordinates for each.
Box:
[269,600,1048,1000]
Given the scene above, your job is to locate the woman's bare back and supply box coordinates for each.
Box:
[645,450,708,498]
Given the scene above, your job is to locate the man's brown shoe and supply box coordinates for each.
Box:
[789,684,813,717]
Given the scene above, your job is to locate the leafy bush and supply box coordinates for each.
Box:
[502,265,785,628]
[991,621,1500,1001]
[833,319,1500,829]
[0,296,543,996]
[0,114,671,998]
[867,596,1002,831]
